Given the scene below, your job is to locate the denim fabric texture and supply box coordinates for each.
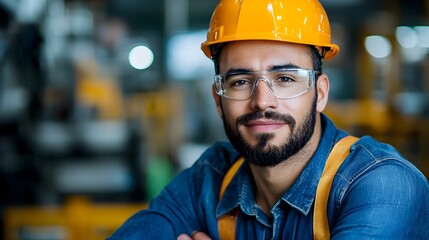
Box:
[108,114,429,240]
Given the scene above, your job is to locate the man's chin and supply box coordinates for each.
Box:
[248,141,282,155]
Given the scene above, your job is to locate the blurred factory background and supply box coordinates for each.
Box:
[0,0,428,239]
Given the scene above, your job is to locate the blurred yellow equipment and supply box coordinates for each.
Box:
[4,196,146,240]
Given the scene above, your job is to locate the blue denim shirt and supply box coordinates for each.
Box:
[108,115,429,239]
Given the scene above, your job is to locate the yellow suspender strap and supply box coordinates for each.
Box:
[217,136,358,240]
[313,135,359,240]
[218,157,244,240]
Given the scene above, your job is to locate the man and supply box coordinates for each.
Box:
[108,0,429,239]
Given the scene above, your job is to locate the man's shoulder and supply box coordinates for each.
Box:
[338,135,428,186]
[329,136,429,238]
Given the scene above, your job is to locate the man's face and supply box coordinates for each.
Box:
[213,40,327,167]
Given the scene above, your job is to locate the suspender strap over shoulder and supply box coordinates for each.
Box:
[313,135,359,240]
[218,136,359,240]
[219,157,244,201]
[218,157,244,240]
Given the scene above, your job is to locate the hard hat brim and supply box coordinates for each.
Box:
[201,38,340,61]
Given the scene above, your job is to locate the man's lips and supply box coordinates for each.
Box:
[244,119,286,132]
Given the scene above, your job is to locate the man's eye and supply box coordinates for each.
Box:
[277,76,295,83]
[231,79,251,86]
[225,75,252,88]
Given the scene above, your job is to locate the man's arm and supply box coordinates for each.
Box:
[107,167,206,239]
[107,211,175,240]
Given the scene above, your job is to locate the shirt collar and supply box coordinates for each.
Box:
[217,114,348,217]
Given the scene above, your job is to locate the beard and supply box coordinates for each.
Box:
[222,95,317,167]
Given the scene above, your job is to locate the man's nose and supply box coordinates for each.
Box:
[249,79,279,111]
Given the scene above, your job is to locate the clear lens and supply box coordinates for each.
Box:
[214,68,316,100]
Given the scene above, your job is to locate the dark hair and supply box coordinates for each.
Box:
[310,46,324,75]
[211,44,224,75]
[211,44,324,75]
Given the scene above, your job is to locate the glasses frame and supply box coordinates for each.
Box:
[214,68,320,101]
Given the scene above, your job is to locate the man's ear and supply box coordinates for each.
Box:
[212,84,223,118]
[316,74,330,112]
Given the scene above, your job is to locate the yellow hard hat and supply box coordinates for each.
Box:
[201,0,340,61]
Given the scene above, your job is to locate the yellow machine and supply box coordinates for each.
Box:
[4,197,146,240]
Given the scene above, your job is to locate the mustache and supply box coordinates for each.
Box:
[236,111,296,129]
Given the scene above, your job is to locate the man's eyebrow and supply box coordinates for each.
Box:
[224,68,252,75]
[224,64,303,75]
[270,64,302,71]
